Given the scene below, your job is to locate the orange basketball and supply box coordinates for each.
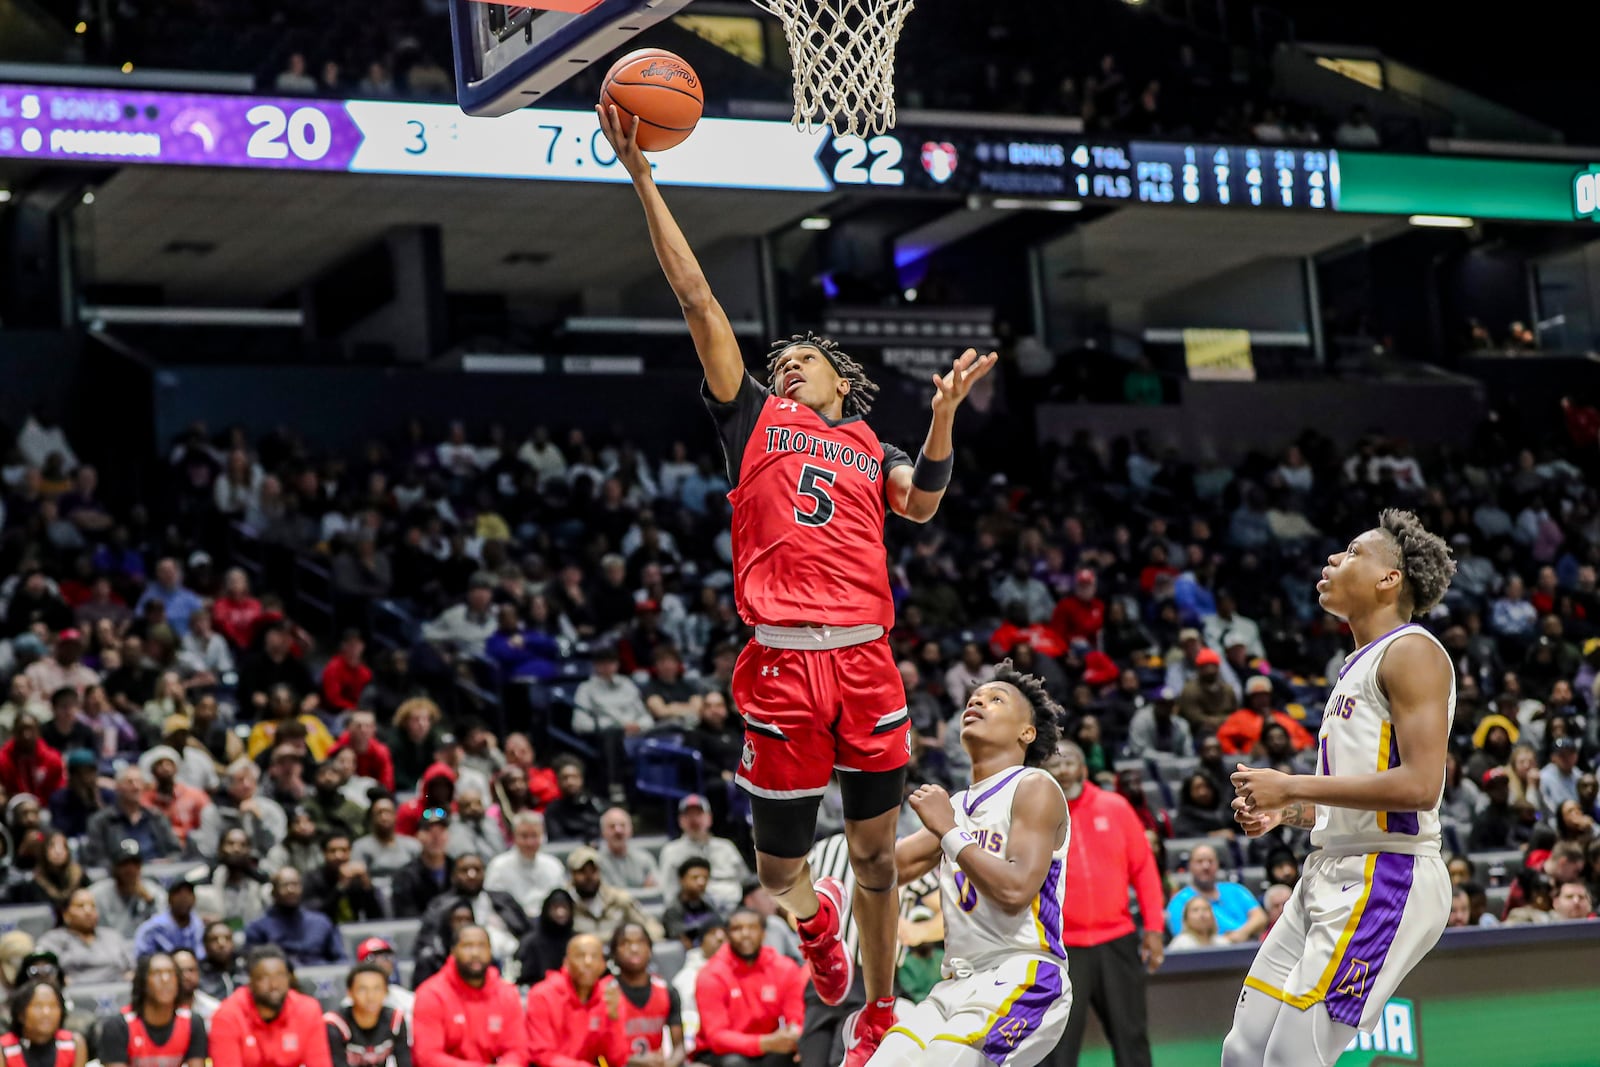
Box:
[600,48,704,152]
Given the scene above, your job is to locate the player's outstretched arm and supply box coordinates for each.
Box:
[910,777,1065,913]
[1233,633,1450,815]
[895,828,942,886]
[596,105,744,403]
[887,349,998,523]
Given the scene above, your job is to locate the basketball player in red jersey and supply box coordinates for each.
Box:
[601,104,994,1066]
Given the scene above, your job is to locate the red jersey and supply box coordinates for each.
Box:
[709,375,909,629]
[614,976,679,1057]
[0,1032,74,1067]
[123,1008,193,1067]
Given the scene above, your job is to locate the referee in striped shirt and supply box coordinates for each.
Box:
[801,834,938,1067]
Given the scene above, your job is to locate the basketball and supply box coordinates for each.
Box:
[600,48,704,152]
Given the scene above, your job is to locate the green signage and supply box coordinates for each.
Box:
[1337,152,1589,223]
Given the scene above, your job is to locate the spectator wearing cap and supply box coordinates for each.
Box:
[421,573,497,657]
[90,839,168,938]
[1215,677,1314,757]
[1542,737,1586,812]
[566,846,663,943]
[595,807,656,890]
[135,558,204,637]
[24,630,98,701]
[244,868,346,967]
[48,749,112,838]
[139,745,212,843]
[543,757,606,843]
[485,811,565,916]
[349,937,416,1019]
[662,858,723,949]
[210,946,333,1067]
[1469,767,1528,850]
[392,807,455,918]
[329,710,395,793]
[35,886,134,984]
[571,647,651,803]
[1175,648,1237,737]
[194,759,287,862]
[655,794,750,913]
[134,867,209,956]
[1052,568,1105,645]
[1124,687,1193,759]
[321,631,372,713]
[0,715,65,801]
[83,765,181,867]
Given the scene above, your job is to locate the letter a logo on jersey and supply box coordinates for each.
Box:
[1335,958,1371,1000]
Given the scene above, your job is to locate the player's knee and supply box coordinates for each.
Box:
[1220,1025,1264,1067]
[845,838,896,888]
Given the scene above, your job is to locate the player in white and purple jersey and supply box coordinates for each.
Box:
[872,661,1071,1067]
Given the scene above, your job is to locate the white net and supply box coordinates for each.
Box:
[752,0,914,137]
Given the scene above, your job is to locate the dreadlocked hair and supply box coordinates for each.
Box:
[766,332,880,417]
[992,658,1064,767]
[1378,508,1456,618]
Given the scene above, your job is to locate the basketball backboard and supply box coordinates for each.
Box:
[449,0,693,118]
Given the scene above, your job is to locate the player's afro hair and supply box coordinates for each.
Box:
[992,658,1063,767]
[766,332,880,417]
[1378,508,1456,618]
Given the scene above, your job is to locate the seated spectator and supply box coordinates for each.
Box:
[515,889,577,988]
[1469,768,1529,850]
[302,760,367,843]
[393,808,455,917]
[739,882,799,964]
[523,934,630,1067]
[642,646,703,728]
[195,759,286,861]
[1215,678,1314,757]
[352,796,421,879]
[0,675,50,745]
[196,829,270,927]
[662,858,724,949]
[4,981,83,1067]
[84,766,182,866]
[244,868,346,967]
[608,923,686,1066]
[345,937,414,1019]
[1261,883,1293,935]
[1172,773,1233,837]
[25,631,98,701]
[1164,844,1265,943]
[412,926,526,1067]
[1167,896,1226,951]
[503,733,562,811]
[421,574,496,658]
[35,887,134,984]
[179,610,234,687]
[330,711,395,792]
[325,960,410,1067]
[98,949,209,1067]
[1124,688,1193,759]
[139,745,212,844]
[134,868,209,957]
[1176,649,1237,737]
[210,946,332,1067]
[1552,881,1593,922]
[321,631,372,713]
[48,749,113,838]
[572,648,651,801]
[670,922,725,1016]
[211,570,265,651]
[24,832,86,914]
[485,811,565,917]
[656,795,751,912]
[485,604,563,683]
[447,786,508,861]
[397,761,458,837]
[694,908,804,1067]
[264,806,324,875]
[90,839,168,938]
[198,921,243,1000]
[274,53,317,94]
[385,698,443,795]
[1333,106,1381,147]
[237,625,315,719]
[543,757,606,843]
[0,715,65,800]
[1504,870,1556,925]
[1541,737,1584,812]
[136,559,204,637]
[331,537,393,601]
[1051,568,1105,645]
[301,833,384,923]
[421,852,530,966]
[247,686,335,763]
[595,807,656,890]
[566,847,663,943]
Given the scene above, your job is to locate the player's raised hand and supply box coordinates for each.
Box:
[1231,763,1295,812]
[909,782,957,836]
[1231,795,1283,838]
[596,104,651,183]
[930,349,998,416]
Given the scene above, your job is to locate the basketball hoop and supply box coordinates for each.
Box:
[752,0,913,138]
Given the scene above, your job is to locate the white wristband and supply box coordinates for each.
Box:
[941,828,974,863]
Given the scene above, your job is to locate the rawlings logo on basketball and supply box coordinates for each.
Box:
[642,61,698,89]
[921,142,959,184]
[742,739,756,771]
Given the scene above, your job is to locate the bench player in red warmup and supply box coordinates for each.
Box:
[600,104,995,1066]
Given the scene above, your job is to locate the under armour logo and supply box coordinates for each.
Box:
[777,400,800,412]
[762,666,780,676]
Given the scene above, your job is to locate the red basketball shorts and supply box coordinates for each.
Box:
[730,629,910,801]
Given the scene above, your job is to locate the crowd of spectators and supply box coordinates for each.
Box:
[0,378,1596,1062]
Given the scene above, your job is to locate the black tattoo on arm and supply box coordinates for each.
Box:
[1280,801,1317,829]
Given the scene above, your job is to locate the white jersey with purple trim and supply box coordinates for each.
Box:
[942,764,1070,968]
[1311,622,1453,858]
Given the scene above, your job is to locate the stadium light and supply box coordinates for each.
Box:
[992,198,1083,212]
[0,190,11,203]
[1408,214,1475,229]
[74,21,86,32]
[800,216,832,230]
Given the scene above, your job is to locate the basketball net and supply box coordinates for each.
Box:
[752,0,912,137]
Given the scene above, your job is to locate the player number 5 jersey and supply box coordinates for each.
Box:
[942,766,1071,967]
[1312,623,1453,857]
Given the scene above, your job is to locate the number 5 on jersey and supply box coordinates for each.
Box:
[795,464,836,527]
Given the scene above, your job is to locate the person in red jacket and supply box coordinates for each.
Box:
[524,934,630,1067]
[397,763,457,837]
[0,716,65,800]
[209,946,334,1067]
[694,910,805,1067]
[212,569,265,650]
[329,711,396,792]
[322,631,374,713]
[1040,741,1166,1067]
[1051,568,1106,645]
[413,926,527,1067]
